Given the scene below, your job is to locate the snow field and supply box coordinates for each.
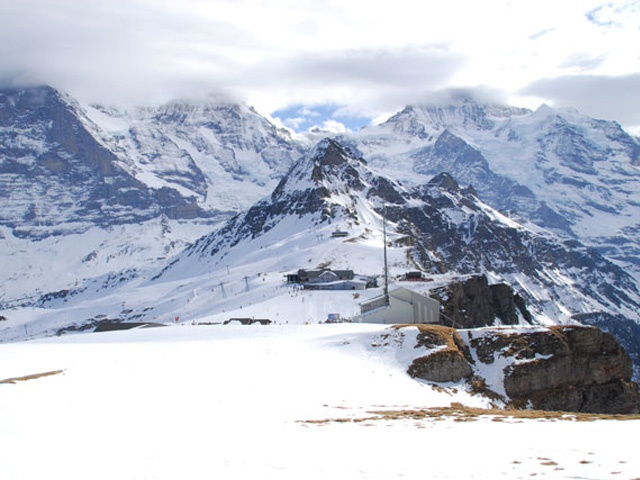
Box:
[1,324,639,480]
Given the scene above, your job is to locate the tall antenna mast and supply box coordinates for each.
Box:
[383,204,390,306]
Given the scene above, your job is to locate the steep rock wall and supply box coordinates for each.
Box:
[429,274,532,328]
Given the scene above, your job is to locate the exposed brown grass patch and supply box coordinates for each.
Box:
[0,370,64,384]
[299,404,640,425]
[393,324,460,350]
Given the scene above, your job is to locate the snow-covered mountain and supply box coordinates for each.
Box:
[4,86,638,259]
[0,86,307,239]
[341,100,640,277]
[159,138,640,327]
[3,87,640,358]
[83,100,305,213]
[0,86,305,303]
[0,86,212,239]
[3,135,640,343]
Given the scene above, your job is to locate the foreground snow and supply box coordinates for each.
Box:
[1,324,638,480]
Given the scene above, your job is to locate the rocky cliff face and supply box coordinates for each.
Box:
[400,324,640,414]
[576,312,640,382]
[0,86,209,238]
[429,274,532,328]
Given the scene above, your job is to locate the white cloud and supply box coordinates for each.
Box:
[279,116,306,130]
[318,120,349,134]
[521,73,640,135]
[239,45,465,118]
[0,0,639,132]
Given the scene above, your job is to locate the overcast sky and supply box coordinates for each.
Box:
[1,0,639,134]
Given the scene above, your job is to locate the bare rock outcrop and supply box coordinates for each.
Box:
[478,325,640,414]
[403,324,640,414]
[429,275,532,328]
[406,325,473,382]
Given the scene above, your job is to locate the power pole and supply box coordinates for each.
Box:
[219,281,227,298]
[383,204,390,306]
[244,276,250,292]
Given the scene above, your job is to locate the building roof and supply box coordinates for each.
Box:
[360,286,435,306]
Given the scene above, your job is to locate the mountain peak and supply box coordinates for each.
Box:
[269,138,367,198]
[181,138,408,261]
[310,138,365,184]
[310,138,365,166]
[381,100,531,137]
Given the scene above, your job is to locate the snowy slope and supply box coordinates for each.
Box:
[1,324,639,480]
[0,218,215,305]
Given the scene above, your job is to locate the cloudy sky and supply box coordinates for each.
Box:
[1,0,639,134]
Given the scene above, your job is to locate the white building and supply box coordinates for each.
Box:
[356,286,440,325]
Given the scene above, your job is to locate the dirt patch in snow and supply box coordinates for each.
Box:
[0,370,64,384]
